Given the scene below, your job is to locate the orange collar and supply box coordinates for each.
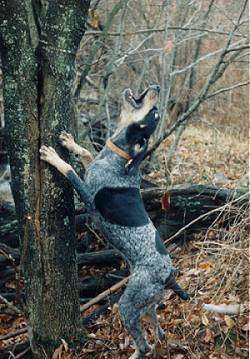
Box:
[106,138,132,161]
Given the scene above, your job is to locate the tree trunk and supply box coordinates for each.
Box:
[0,1,90,356]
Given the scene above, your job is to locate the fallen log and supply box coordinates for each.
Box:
[0,246,122,273]
[142,185,249,242]
[79,269,128,297]
[0,341,30,359]
[0,327,27,341]
[0,220,19,248]
[0,243,19,269]
[0,292,24,301]
[77,249,122,268]
[2,185,248,247]
[0,268,15,288]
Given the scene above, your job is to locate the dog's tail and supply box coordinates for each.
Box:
[165,271,190,300]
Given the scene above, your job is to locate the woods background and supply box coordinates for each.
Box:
[0,0,249,358]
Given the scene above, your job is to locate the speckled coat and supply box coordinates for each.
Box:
[82,145,173,353]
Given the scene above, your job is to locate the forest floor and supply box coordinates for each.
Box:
[0,124,249,358]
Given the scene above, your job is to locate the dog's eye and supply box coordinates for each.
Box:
[155,112,159,119]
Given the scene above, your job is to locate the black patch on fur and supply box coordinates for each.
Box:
[126,106,160,145]
[94,187,149,227]
[155,231,168,255]
[165,273,190,301]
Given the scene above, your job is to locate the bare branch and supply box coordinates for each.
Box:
[147,1,249,156]
[0,294,22,315]
[205,80,250,100]
[80,276,130,312]
[164,193,249,246]
[0,327,27,341]
[170,39,247,77]
[85,26,245,38]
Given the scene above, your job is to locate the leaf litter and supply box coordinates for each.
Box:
[0,125,248,358]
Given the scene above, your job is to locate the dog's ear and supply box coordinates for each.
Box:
[125,140,148,175]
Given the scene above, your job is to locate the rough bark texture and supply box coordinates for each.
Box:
[0,0,90,356]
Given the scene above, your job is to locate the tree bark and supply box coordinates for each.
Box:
[0,0,90,356]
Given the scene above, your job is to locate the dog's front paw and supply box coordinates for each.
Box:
[40,145,61,167]
[59,131,76,152]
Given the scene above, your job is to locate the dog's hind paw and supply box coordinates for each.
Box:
[158,326,165,342]
[129,344,153,359]
[128,350,140,359]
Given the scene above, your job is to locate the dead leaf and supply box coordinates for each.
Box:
[185,268,200,276]
[204,328,214,343]
[161,192,171,210]
[224,315,235,328]
[164,40,173,53]
[241,322,249,331]
[61,339,68,352]
[52,344,63,359]
[201,314,209,326]
[198,261,213,272]
[88,9,100,29]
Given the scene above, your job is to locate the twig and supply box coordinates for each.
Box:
[170,39,245,77]
[74,0,127,99]
[148,49,247,156]
[0,327,27,341]
[146,1,248,157]
[164,192,249,245]
[85,26,245,38]
[14,346,31,359]
[205,80,250,100]
[194,241,248,252]
[80,276,130,312]
[0,294,22,315]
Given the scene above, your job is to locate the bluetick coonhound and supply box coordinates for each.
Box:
[40,85,189,359]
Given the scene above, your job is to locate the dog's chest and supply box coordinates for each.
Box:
[84,157,140,196]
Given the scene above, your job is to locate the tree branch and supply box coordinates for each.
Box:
[164,193,248,246]
[80,276,130,312]
[205,80,250,100]
[85,26,245,38]
[146,0,249,157]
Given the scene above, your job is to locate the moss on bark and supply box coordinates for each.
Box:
[0,0,90,356]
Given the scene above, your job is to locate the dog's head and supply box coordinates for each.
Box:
[112,85,160,173]
[120,84,160,126]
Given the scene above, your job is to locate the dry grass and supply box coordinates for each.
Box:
[153,124,249,188]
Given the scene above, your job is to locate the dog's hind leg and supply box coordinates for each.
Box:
[119,274,162,358]
[144,304,165,357]
[145,305,165,342]
[119,302,151,359]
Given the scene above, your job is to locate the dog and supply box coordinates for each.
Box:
[40,85,189,359]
